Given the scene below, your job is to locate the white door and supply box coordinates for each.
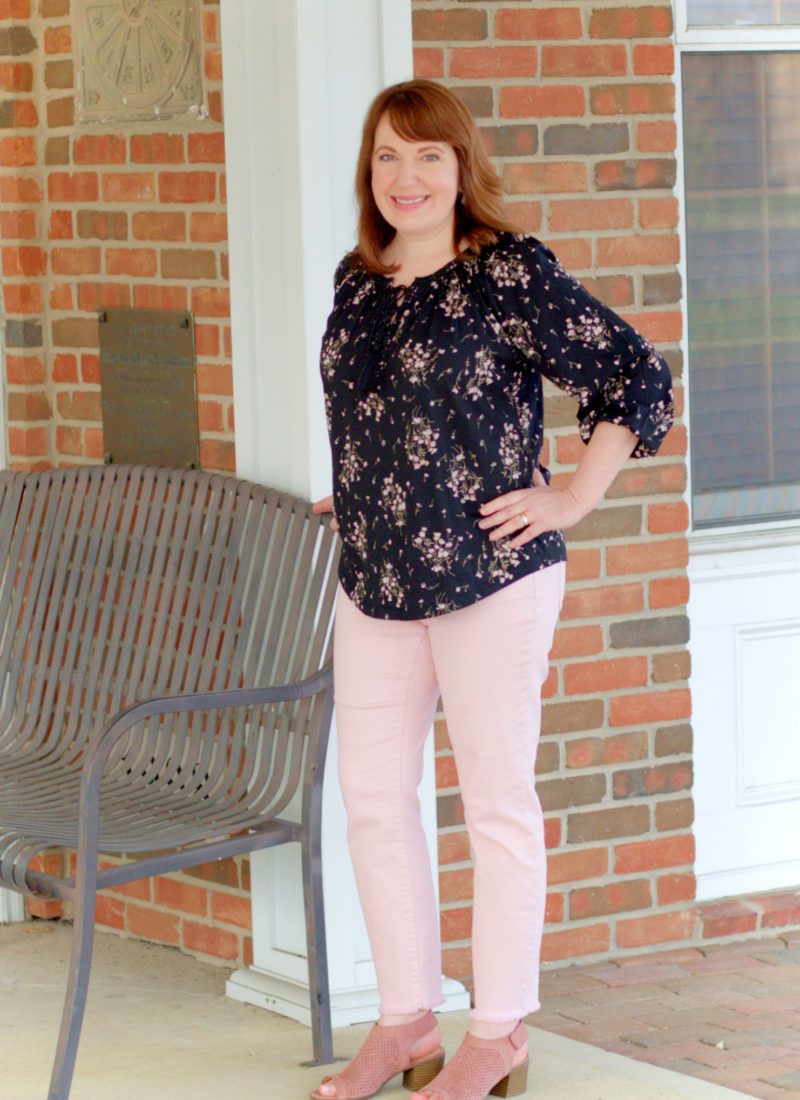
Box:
[677,6,800,900]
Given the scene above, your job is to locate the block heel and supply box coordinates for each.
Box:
[403,1051,445,1091]
[489,1057,528,1097]
[408,1021,529,1100]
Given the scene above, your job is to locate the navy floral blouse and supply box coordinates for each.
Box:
[320,232,673,620]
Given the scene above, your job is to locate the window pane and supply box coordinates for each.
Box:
[683,52,800,527]
[688,0,800,25]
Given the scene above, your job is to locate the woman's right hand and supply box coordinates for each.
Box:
[312,495,339,532]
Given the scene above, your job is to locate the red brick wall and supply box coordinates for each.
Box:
[0,0,234,473]
[24,850,255,967]
[412,1,694,988]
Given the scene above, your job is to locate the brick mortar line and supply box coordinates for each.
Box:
[426,73,675,83]
[537,757,693,775]
[546,901,694,929]
[495,157,675,166]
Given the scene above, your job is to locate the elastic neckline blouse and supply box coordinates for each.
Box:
[320,232,673,620]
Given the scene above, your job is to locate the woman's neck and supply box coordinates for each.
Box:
[384,232,460,287]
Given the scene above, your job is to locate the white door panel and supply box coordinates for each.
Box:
[689,539,800,901]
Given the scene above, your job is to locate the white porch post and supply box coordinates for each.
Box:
[220,0,469,1026]
[0,890,24,923]
[0,314,24,923]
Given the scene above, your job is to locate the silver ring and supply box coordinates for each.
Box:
[520,512,529,528]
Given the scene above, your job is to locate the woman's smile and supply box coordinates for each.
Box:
[391,194,430,209]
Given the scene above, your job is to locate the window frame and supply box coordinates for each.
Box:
[675,0,800,44]
[674,4,800,543]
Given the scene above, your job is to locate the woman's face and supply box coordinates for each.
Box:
[370,113,460,248]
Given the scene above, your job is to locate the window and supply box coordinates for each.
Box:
[677,5,800,527]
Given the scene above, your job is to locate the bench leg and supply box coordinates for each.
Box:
[302,831,333,1066]
[47,880,97,1100]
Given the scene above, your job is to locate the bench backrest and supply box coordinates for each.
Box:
[0,465,340,821]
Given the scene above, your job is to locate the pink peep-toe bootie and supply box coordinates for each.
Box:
[310,1010,445,1100]
[412,1020,529,1100]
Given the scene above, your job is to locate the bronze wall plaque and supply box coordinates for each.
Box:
[99,307,200,468]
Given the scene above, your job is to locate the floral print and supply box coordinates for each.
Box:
[405,409,440,470]
[320,232,673,620]
[446,445,484,502]
[399,342,437,386]
[381,473,407,527]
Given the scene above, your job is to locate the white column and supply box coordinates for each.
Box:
[221,0,469,1026]
[0,311,23,923]
[0,891,25,923]
[0,321,6,469]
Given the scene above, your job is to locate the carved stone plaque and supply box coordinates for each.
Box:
[77,0,205,123]
[99,307,200,468]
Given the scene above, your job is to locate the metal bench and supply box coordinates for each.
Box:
[0,464,340,1099]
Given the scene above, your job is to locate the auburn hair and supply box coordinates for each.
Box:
[353,79,518,275]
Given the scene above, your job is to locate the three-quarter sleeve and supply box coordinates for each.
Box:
[481,234,674,457]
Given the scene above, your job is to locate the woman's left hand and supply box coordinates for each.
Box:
[478,468,587,549]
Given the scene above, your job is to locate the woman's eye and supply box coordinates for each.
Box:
[422,153,440,161]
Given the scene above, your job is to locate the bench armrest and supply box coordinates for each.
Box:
[81,664,333,796]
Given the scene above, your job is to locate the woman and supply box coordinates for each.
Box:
[311,79,673,1100]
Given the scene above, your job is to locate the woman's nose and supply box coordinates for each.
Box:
[395,158,419,185]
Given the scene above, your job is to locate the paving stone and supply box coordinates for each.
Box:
[775,1051,800,1070]
[704,1060,797,1084]
[620,1025,752,1051]
[700,936,787,957]
[699,1028,800,1051]
[538,970,606,994]
[550,1003,657,1032]
[689,1044,800,1070]
[658,975,774,1002]
[754,947,800,967]
[717,1012,800,1034]
[620,1030,717,1053]
[726,994,800,1017]
[613,946,705,968]
[528,1011,585,1035]
[760,1070,800,1090]
[575,963,694,987]
[566,982,674,1006]
[633,1005,747,1030]
[623,1042,720,1067]
[732,1083,793,1100]
[678,952,778,975]
[659,1058,717,1076]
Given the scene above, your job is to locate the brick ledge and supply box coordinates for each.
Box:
[697,889,800,941]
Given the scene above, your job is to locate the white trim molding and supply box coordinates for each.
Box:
[0,890,25,924]
[0,322,19,921]
[674,0,800,45]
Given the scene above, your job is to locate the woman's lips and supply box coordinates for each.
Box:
[391,195,429,209]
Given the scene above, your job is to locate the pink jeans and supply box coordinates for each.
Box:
[333,563,565,1023]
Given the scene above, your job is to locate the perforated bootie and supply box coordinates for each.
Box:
[310,1010,444,1100]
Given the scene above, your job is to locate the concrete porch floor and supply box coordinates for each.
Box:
[0,920,749,1100]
